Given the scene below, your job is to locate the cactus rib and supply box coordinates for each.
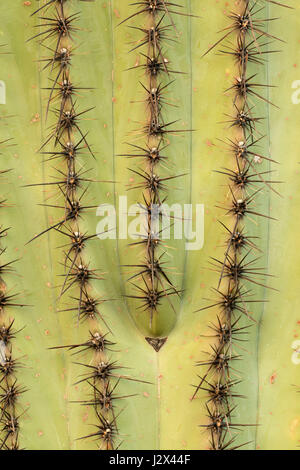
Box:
[120,0,194,338]
[27,0,130,450]
[194,0,290,450]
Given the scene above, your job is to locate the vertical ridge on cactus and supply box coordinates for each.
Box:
[119,1,194,340]
[194,0,294,450]
[27,0,134,450]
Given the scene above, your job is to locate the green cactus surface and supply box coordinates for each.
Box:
[0,0,298,451]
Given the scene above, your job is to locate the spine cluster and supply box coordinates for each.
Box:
[194,0,290,450]
[120,1,192,330]
[29,0,127,450]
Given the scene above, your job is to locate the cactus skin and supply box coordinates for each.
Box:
[0,0,297,450]
[254,1,300,450]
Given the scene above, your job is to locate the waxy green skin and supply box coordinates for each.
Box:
[0,0,298,449]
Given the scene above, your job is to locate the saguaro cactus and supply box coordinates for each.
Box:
[0,0,298,450]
